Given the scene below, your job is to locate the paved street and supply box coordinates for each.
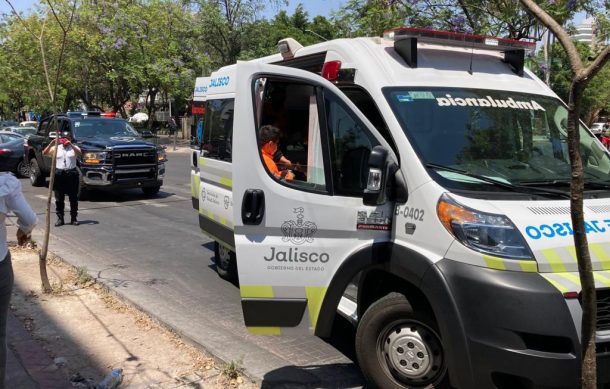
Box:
[19,149,365,388]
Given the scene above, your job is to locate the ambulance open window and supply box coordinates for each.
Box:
[254,78,328,193]
[339,85,397,158]
[324,91,380,197]
[202,98,234,162]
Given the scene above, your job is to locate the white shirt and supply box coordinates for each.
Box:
[56,144,77,170]
[0,175,37,260]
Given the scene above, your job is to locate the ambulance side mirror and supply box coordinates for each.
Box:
[364,146,407,206]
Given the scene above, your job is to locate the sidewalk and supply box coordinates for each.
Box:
[152,134,192,153]
[4,240,256,389]
[7,311,66,388]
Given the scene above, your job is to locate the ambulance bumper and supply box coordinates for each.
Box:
[426,259,608,389]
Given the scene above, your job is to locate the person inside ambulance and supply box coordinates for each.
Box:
[259,125,295,181]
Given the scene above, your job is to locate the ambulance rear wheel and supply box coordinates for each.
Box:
[214,242,237,281]
[355,293,448,389]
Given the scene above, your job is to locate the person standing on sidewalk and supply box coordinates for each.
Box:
[0,173,37,388]
[43,131,82,226]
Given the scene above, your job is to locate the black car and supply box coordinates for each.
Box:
[0,134,28,177]
[27,112,166,196]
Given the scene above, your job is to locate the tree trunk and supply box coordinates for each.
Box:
[147,88,158,130]
[39,116,61,294]
[567,81,597,388]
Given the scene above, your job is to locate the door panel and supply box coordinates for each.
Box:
[233,62,396,335]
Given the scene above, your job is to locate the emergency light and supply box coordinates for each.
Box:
[277,38,303,59]
[384,27,536,76]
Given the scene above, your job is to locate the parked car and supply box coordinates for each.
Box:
[590,122,605,136]
[0,135,28,177]
[19,121,39,127]
[1,126,37,139]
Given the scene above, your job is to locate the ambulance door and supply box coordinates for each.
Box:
[233,62,396,335]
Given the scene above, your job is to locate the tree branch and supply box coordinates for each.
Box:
[519,0,583,72]
[582,45,610,84]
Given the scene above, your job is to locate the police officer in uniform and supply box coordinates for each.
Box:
[43,131,82,226]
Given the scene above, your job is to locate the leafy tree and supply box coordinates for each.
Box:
[239,6,336,60]
[4,0,78,293]
[192,0,285,67]
[531,40,610,125]
[332,0,591,39]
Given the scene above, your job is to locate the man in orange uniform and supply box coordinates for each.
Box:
[259,125,295,180]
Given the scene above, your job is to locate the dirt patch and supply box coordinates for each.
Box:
[9,245,254,388]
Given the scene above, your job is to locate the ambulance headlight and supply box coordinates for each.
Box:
[437,194,533,260]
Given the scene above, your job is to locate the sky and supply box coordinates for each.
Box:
[0,0,589,26]
[0,0,346,18]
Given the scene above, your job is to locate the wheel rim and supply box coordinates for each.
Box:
[378,320,445,386]
[29,163,37,183]
[217,245,232,270]
[19,161,30,177]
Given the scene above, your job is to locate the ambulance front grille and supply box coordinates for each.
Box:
[526,206,571,215]
[597,289,610,332]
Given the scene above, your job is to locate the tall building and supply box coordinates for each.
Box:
[571,17,595,45]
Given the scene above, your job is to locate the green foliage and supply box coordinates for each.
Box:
[0,0,607,120]
[532,40,610,124]
[76,266,93,285]
[221,359,243,380]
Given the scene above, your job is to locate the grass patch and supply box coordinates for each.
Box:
[76,266,93,286]
[222,359,243,380]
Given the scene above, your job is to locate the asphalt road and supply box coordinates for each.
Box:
[19,150,365,388]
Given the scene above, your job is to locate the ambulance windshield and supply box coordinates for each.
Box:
[385,88,610,194]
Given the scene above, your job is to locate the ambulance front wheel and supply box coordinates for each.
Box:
[214,242,237,281]
[355,292,449,389]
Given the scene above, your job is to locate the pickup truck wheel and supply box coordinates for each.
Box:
[17,159,30,178]
[29,159,44,187]
[355,293,448,389]
[214,242,237,281]
[142,186,161,196]
[77,174,88,200]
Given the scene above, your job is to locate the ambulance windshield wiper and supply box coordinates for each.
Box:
[425,163,570,199]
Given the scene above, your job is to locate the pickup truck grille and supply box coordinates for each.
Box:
[113,149,156,166]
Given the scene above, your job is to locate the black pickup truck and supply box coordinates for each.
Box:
[27,112,166,196]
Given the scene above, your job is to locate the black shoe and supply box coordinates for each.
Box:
[70,218,79,226]
[55,218,64,227]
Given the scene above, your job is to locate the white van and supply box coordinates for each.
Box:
[191,27,610,388]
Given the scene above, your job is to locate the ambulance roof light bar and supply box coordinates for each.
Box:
[384,27,536,76]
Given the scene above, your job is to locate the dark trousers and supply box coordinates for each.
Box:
[54,169,79,219]
[0,252,13,388]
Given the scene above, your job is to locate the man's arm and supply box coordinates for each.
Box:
[70,142,82,156]
[42,139,56,156]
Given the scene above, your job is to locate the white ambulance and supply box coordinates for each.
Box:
[191,27,610,388]
[190,76,209,210]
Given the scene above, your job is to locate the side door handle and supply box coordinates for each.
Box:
[242,189,265,225]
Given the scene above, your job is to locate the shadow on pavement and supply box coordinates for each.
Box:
[10,281,106,385]
[260,363,368,389]
[83,189,176,203]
